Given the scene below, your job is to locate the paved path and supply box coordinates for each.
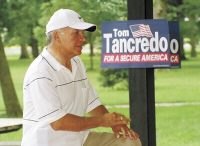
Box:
[106,102,200,108]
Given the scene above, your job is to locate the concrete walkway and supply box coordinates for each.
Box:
[106,101,200,108]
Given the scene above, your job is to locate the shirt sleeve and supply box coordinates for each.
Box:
[86,80,102,112]
[25,73,66,124]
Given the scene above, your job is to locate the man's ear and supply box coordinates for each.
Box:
[52,31,61,42]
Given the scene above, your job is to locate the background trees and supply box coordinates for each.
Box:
[34,0,127,69]
[1,0,200,115]
[155,0,200,58]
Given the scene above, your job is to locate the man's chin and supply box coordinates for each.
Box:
[75,50,82,56]
[77,48,82,55]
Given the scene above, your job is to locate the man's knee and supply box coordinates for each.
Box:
[117,138,142,146]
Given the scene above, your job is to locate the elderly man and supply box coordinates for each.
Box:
[21,9,141,146]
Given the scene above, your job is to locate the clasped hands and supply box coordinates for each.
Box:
[101,112,139,140]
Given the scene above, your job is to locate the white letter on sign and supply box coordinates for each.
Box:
[103,33,112,53]
[170,39,179,54]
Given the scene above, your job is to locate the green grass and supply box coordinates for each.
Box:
[0,129,22,141]
[155,57,200,103]
[156,105,200,146]
[0,53,200,146]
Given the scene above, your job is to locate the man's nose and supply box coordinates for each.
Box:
[79,33,86,43]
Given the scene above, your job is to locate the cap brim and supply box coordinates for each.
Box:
[69,22,96,32]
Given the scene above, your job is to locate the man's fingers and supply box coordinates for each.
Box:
[113,115,130,126]
[112,112,130,122]
[102,113,130,127]
[121,127,126,138]
[118,115,130,122]
[112,124,140,140]
[127,131,133,139]
[116,133,120,138]
[130,130,140,140]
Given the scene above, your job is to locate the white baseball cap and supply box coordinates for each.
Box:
[46,9,96,34]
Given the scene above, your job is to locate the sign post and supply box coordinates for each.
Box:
[128,1,155,146]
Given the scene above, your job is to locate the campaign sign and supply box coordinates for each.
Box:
[169,21,181,68]
[101,19,181,68]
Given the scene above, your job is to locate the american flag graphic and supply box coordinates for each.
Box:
[129,24,153,38]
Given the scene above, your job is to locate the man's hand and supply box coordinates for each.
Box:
[101,112,130,127]
[112,124,140,140]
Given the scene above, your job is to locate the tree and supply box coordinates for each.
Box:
[180,0,200,57]
[5,0,44,59]
[154,0,187,60]
[155,0,200,58]
[6,0,30,59]
[0,0,22,117]
[0,36,22,117]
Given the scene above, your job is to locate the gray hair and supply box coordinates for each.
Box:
[46,28,68,45]
[46,32,53,45]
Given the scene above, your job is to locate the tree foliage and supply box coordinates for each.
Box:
[155,0,200,57]
[33,0,127,69]
[100,69,128,88]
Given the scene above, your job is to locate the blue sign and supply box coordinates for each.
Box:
[101,19,181,68]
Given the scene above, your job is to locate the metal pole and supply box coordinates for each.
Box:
[127,0,156,146]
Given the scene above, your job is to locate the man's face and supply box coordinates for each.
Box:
[57,27,86,58]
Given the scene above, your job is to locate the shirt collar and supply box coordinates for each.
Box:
[41,48,63,71]
[41,48,78,73]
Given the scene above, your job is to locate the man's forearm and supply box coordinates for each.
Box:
[51,105,109,131]
[50,110,130,132]
[51,114,103,131]
[89,105,109,117]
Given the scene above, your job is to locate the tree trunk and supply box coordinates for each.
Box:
[20,43,29,59]
[0,35,22,117]
[190,40,197,57]
[31,37,39,58]
[180,36,187,60]
[89,42,94,70]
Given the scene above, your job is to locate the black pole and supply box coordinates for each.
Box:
[127,0,156,146]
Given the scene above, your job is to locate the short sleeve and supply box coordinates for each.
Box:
[86,80,102,112]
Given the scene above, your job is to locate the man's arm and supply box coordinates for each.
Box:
[89,105,139,140]
[50,111,129,131]
[88,105,108,117]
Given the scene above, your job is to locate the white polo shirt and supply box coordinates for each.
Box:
[21,49,101,146]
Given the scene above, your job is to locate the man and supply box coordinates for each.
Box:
[22,9,141,146]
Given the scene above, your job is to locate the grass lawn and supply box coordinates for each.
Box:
[155,57,200,103]
[0,52,200,146]
[156,105,200,146]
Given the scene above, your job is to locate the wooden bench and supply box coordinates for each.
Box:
[0,118,22,134]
